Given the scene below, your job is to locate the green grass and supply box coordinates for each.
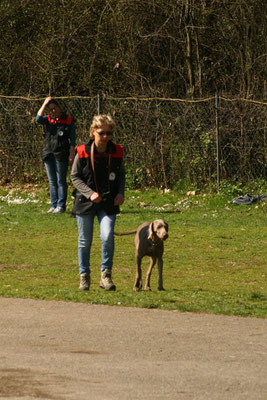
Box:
[0,183,266,318]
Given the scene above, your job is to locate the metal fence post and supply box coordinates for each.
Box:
[215,92,221,192]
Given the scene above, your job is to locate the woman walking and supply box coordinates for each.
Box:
[71,114,125,291]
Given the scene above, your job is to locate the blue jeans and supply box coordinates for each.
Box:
[44,156,68,209]
[76,208,116,275]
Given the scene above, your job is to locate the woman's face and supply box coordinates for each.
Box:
[48,103,61,118]
[93,124,113,147]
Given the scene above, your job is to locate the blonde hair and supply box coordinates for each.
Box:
[89,114,116,138]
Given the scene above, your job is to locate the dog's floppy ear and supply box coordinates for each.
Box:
[148,222,154,240]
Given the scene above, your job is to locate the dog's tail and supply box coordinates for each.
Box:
[114,230,137,236]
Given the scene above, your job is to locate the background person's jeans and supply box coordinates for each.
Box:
[76,209,116,275]
[44,156,68,209]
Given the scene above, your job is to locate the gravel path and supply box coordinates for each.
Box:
[0,297,266,400]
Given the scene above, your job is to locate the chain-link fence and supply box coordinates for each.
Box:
[0,94,266,189]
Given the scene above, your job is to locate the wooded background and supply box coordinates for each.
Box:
[0,1,266,188]
[0,0,266,99]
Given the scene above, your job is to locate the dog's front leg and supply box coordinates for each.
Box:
[133,256,142,291]
[157,258,164,291]
[144,257,156,291]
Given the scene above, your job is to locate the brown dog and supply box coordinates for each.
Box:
[115,219,169,291]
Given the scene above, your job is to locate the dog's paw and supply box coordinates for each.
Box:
[133,286,141,291]
[144,286,152,291]
[158,287,165,291]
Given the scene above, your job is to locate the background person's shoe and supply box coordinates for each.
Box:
[47,207,56,213]
[79,273,90,291]
[53,206,65,214]
[100,270,116,291]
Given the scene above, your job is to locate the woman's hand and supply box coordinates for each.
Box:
[90,192,102,203]
[114,194,124,206]
[37,96,53,116]
[44,96,53,106]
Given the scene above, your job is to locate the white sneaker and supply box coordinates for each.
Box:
[47,207,56,214]
[53,206,65,214]
[100,270,116,291]
[79,273,90,291]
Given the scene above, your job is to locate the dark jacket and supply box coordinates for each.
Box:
[71,140,125,215]
[40,113,74,161]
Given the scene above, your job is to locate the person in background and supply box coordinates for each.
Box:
[71,114,125,291]
[36,96,76,214]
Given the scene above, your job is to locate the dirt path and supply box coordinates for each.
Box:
[0,297,266,400]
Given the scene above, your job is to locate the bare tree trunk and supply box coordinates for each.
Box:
[184,0,195,97]
[195,29,202,97]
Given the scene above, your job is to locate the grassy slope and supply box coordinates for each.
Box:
[0,184,266,317]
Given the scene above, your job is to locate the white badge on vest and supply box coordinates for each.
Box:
[109,172,116,181]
